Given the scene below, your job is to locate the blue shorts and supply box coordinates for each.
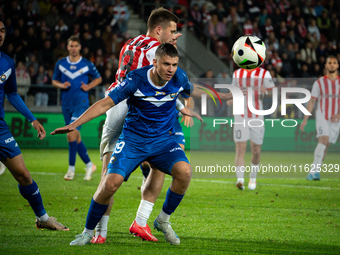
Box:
[0,127,21,160]
[107,132,189,181]
[62,105,88,130]
[174,118,185,146]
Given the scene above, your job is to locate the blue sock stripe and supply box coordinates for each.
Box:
[68,141,78,166]
[85,198,109,230]
[18,180,46,217]
[162,188,184,215]
[77,141,91,164]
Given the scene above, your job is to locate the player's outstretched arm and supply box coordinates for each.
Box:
[300,97,317,132]
[51,96,115,135]
[52,80,71,89]
[31,120,46,140]
[180,107,203,123]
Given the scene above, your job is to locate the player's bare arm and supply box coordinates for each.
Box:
[51,97,116,135]
[180,107,203,123]
[300,97,317,132]
[181,97,194,127]
[52,80,71,89]
[80,77,103,92]
[31,120,46,140]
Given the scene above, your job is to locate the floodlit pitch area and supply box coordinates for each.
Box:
[0,149,339,254]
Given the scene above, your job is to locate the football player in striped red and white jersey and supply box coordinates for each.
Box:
[300,55,340,180]
[230,67,275,190]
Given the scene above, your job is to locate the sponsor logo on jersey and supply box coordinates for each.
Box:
[70,65,77,70]
[170,147,182,152]
[155,91,165,96]
[0,74,6,82]
[4,137,14,144]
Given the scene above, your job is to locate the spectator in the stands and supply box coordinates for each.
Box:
[297,17,307,39]
[243,19,253,35]
[317,10,331,39]
[301,41,317,63]
[33,65,49,107]
[111,0,130,35]
[252,21,262,38]
[212,1,227,22]
[308,19,320,41]
[292,52,304,77]
[55,18,69,39]
[38,39,55,69]
[16,61,31,98]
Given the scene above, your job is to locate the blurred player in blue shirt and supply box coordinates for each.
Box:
[0,20,68,231]
[52,36,102,181]
[51,43,202,246]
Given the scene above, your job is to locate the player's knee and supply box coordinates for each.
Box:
[15,169,32,186]
[236,144,247,155]
[172,162,192,183]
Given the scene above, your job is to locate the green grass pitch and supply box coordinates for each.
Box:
[0,149,339,255]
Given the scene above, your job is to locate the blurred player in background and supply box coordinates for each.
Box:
[300,55,340,180]
[52,36,102,181]
[0,20,68,231]
[51,43,202,246]
[229,67,275,190]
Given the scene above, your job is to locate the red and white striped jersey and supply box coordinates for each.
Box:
[311,75,340,121]
[232,67,275,118]
[107,35,160,91]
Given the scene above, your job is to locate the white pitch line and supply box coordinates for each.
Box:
[30,172,339,190]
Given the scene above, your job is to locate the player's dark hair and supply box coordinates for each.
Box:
[155,43,179,59]
[326,55,338,63]
[147,7,179,31]
[67,35,81,45]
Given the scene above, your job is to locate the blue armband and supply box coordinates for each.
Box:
[5,92,36,123]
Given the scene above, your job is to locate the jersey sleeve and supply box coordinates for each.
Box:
[311,80,320,99]
[4,58,17,94]
[52,59,62,81]
[145,46,158,64]
[108,72,139,104]
[5,92,36,122]
[263,70,275,89]
[87,61,101,79]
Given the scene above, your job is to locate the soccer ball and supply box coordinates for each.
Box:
[231,36,266,70]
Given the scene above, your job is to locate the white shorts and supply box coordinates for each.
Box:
[315,110,340,144]
[233,116,264,145]
[100,99,128,160]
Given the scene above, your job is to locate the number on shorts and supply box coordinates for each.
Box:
[114,141,125,154]
[235,130,242,139]
[318,127,323,135]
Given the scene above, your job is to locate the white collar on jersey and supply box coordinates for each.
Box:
[66,56,82,65]
[147,67,169,89]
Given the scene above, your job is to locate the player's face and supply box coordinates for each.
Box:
[325,58,339,73]
[154,55,179,81]
[67,41,81,57]
[159,21,177,44]
[0,22,6,48]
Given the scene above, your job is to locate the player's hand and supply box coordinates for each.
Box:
[180,108,203,123]
[260,86,267,94]
[63,81,71,89]
[181,115,194,127]
[300,119,307,132]
[31,120,46,140]
[172,33,182,45]
[50,125,75,135]
[80,81,90,91]
[227,99,233,106]
[331,114,340,123]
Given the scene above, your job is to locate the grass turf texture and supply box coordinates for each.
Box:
[0,149,339,255]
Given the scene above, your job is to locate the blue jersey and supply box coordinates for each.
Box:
[0,51,36,130]
[52,56,101,109]
[109,65,193,138]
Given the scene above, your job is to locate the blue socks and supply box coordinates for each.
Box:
[85,198,109,230]
[162,188,184,215]
[68,141,78,166]
[140,163,150,179]
[18,180,46,217]
[77,141,91,164]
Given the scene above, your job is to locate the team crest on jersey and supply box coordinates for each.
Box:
[170,93,177,98]
[0,74,6,82]
[70,65,77,70]
[155,91,165,96]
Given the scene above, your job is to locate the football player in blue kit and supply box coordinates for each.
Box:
[52,36,102,181]
[51,43,203,246]
[0,20,68,231]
